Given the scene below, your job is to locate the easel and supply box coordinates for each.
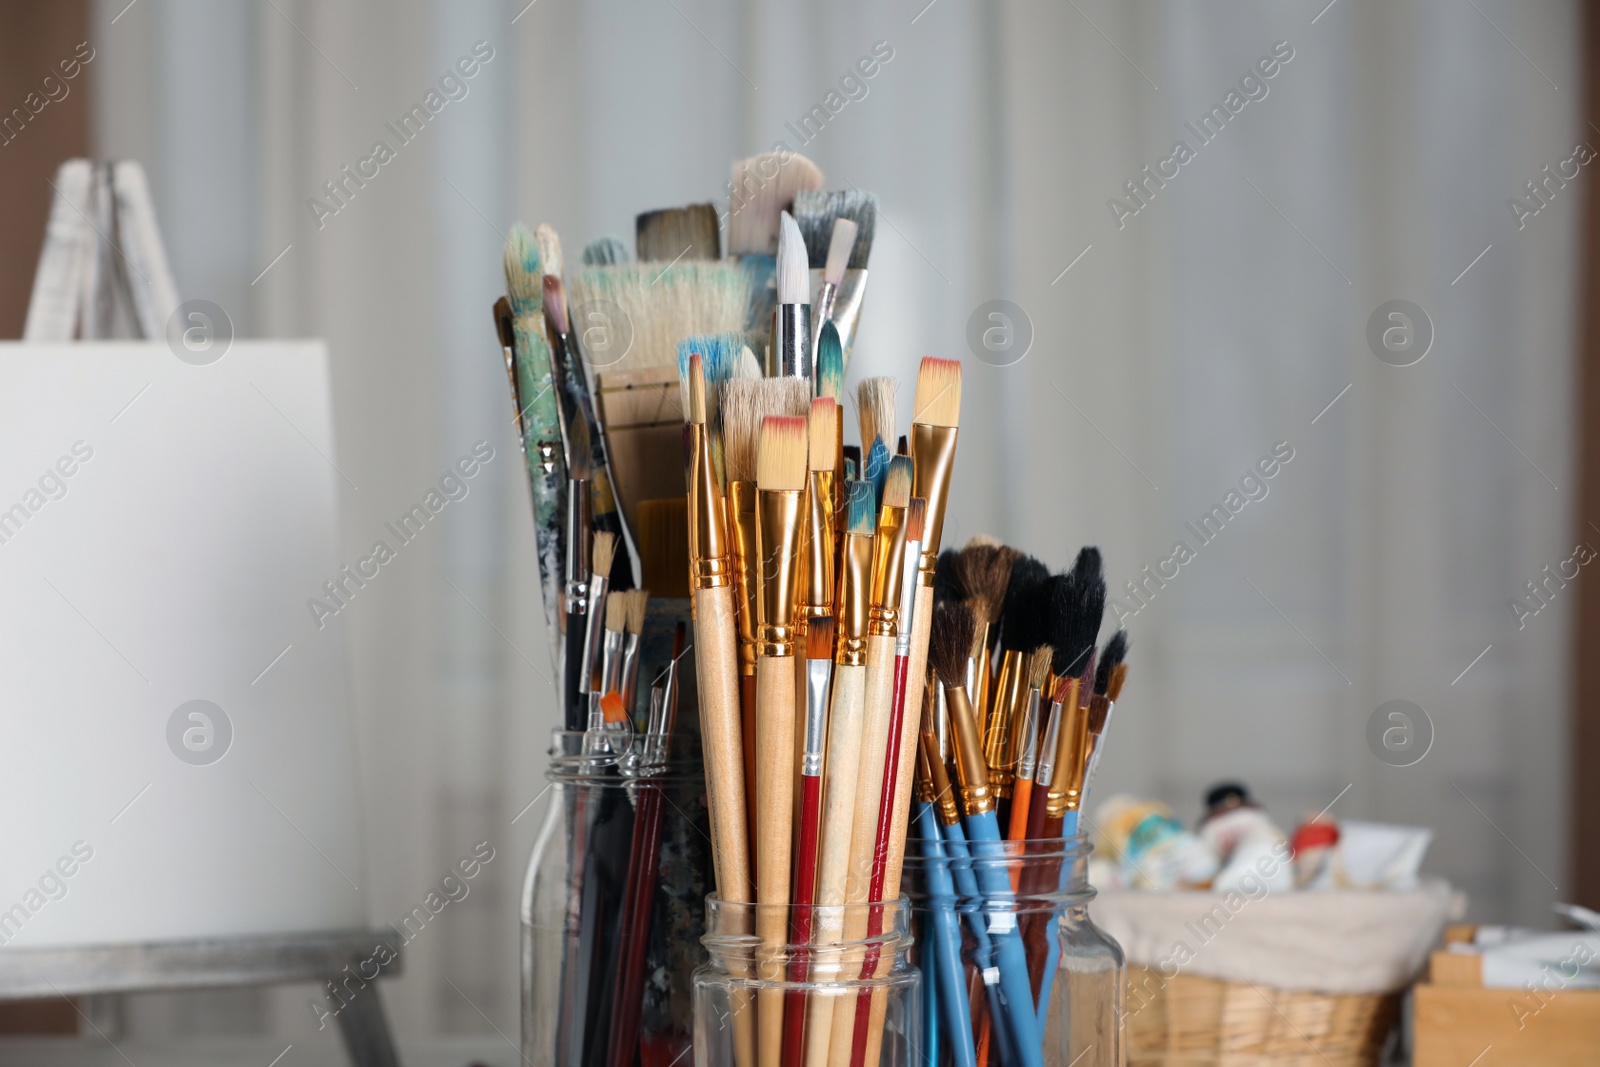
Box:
[2,159,403,1066]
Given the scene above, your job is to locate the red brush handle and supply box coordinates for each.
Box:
[1019,811,1066,1004]
[847,652,912,1067]
[782,771,824,1067]
[607,781,666,1067]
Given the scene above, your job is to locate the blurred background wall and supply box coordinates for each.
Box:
[0,0,1582,1048]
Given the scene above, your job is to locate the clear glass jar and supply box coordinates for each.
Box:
[904,830,1124,1067]
[693,897,923,1067]
[521,729,713,1067]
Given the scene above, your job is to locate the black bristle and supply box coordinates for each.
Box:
[1050,547,1106,678]
[934,548,964,604]
[1094,629,1129,696]
[998,556,1049,652]
[930,600,977,689]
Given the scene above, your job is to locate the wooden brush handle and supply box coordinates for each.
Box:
[693,586,750,904]
[755,655,797,1067]
[804,663,866,1067]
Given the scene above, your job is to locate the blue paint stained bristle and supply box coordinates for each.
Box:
[816,321,844,400]
[865,436,891,503]
[846,479,877,537]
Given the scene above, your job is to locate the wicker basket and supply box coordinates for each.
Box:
[1125,965,1401,1067]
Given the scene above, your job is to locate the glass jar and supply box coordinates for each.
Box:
[693,897,923,1067]
[521,729,713,1067]
[904,831,1124,1067]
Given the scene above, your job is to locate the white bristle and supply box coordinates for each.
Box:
[734,345,762,380]
[535,223,564,280]
[823,218,858,286]
[777,212,809,305]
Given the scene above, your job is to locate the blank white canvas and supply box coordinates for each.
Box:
[0,341,366,948]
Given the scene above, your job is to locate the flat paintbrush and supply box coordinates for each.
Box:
[636,203,720,261]
[727,151,823,359]
[793,189,877,369]
[809,217,857,369]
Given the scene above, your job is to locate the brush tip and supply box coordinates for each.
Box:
[592,530,617,577]
[1095,629,1129,696]
[846,479,876,535]
[914,358,962,429]
[600,691,628,724]
[823,217,858,285]
[581,235,631,266]
[502,224,542,307]
[930,600,977,688]
[757,415,807,491]
[605,590,627,633]
[534,223,564,279]
[882,455,913,509]
[807,615,835,659]
[808,397,837,471]
[688,354,707,425]
[735,346,762,380]
[906,496,927,542]
[776,211,810,305]
[625,588,650,635]
[816,321,844,398]
[542,275,569,334]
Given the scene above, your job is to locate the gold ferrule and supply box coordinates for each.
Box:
[688,425,732,588]
[755,487,804,658]
[836,532,872,665]
[727,481,760,675]
[946,684,995,815]
[800,470,835,618]
[867,504,908,637]
[914,743,937,804]
[1046,678,1088,819]
[983,648,1026,796]
[910,423,959,584]
[919,688,961,825]
[974,634,993,727]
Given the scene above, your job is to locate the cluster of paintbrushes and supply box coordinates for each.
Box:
[915,544,1130,1067]
[494,151,880,1067]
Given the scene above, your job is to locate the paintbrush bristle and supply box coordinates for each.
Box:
[727,152,824,256]
[934,548,963,603]
[792,189,878,269]
[1109,661,1129,702]
[722,380,761,484]
[1000,555,1049,650]
[906,497,927,542]
[865,436,890,498]
[581,235,630,266]
[624,588,650,635]
[1049,548,1107,678]
[757,416,807,492]
[914,358,962,429]
[592,530,617,579]
[534,223,563,280]
[823,217,858,286]
[494,296,515,351]
[1029,647,1054,689]
[503,224,542,310]
[967,534,1001,549]
[1095,629,1129,696]
[856,376,897,459]
[688,354,708,426]
[605,590,627,633]
[956,544,1020,628]
[846,479,876,536]
[882,455,913,510]
[807,615,835,660]
[735,345,762,380]
[542,275,569,335]
[1087,697,1109,735]
[757,376,810,420]
[678,332,742,387]
[636,203,720,262]
[569,263,751,374]
[816,321,844,399]
[776,211,810,305]
[809,397,838,471]
[930,600,977,689]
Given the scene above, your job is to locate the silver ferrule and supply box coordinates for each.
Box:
[776,302,813,379]
[935,685,950,762]
[642,684,668,770]
[564,478,591,599]
[1015,690,1042,780]
[601,629,626,696]
[894,538,922,657]
[579,575,609,694]
[802,658,833,776]
[620,632,642,714]
[820,268,867,366]
[536,439,562,477]
[1036,699,1063,787]
[1085,699,1116,789]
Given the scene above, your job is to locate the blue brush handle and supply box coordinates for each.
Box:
[940,816,1015,1067]
[1034,811,1079,1030]
[916,803,969,1067]
[965,809,1045,1067]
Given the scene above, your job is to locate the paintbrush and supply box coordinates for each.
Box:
[502,227,567,672]
[580,533,619,754]
[684,356,756,1067]
[581,235,630,266]
[810,217,856,356]
[562,418,594,731]
[753,414,808,1067]
[936,600,1045,1067]
[773,211,813,378]
[824,455,911,1067]
[954,545,1018,732]
[620,589,650,723]
[727,151,823,361]
[849,495,927,1067]
[984,557,1045,803]
[914,699,977,1067]
[1006,647,1055,847]
[803,479,876,1067]
[636,203,720,262]
[793,189,877,369]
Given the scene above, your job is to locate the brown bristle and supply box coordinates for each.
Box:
[591,531,617,578]
[906,497,927,542]
[757,416,807,491]
[722,380,761,483]
[807,616,835,660]
[604,591,627,633]
[1088,696,1109,735]
[954,543,1017,626]
[809,397,838,471]
[856,376,897,454]
[635,498,689,597]
[930,600,977,689]
[1109,661,1129,702]
[636,203,720,262]
[1029,647,1053,689]
[688,354,708,426]
[757,376,810,419]
[624,588,650,634]
[913,358,962,428]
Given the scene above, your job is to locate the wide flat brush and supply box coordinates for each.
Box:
[636,203,720,262]
[581,235,630,266]
[753,414,807,1067]
[794,189,877,369]
[803,479,875,1067]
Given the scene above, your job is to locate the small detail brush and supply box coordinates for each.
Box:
[580,532,618,754]
[793,189,878,369]
[810,217,857,366]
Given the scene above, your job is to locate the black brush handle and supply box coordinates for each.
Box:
[564,610,587,731]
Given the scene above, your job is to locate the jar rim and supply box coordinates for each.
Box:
[700,896,917,969]
[902,833,1097,906]
[544,728,703,784]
